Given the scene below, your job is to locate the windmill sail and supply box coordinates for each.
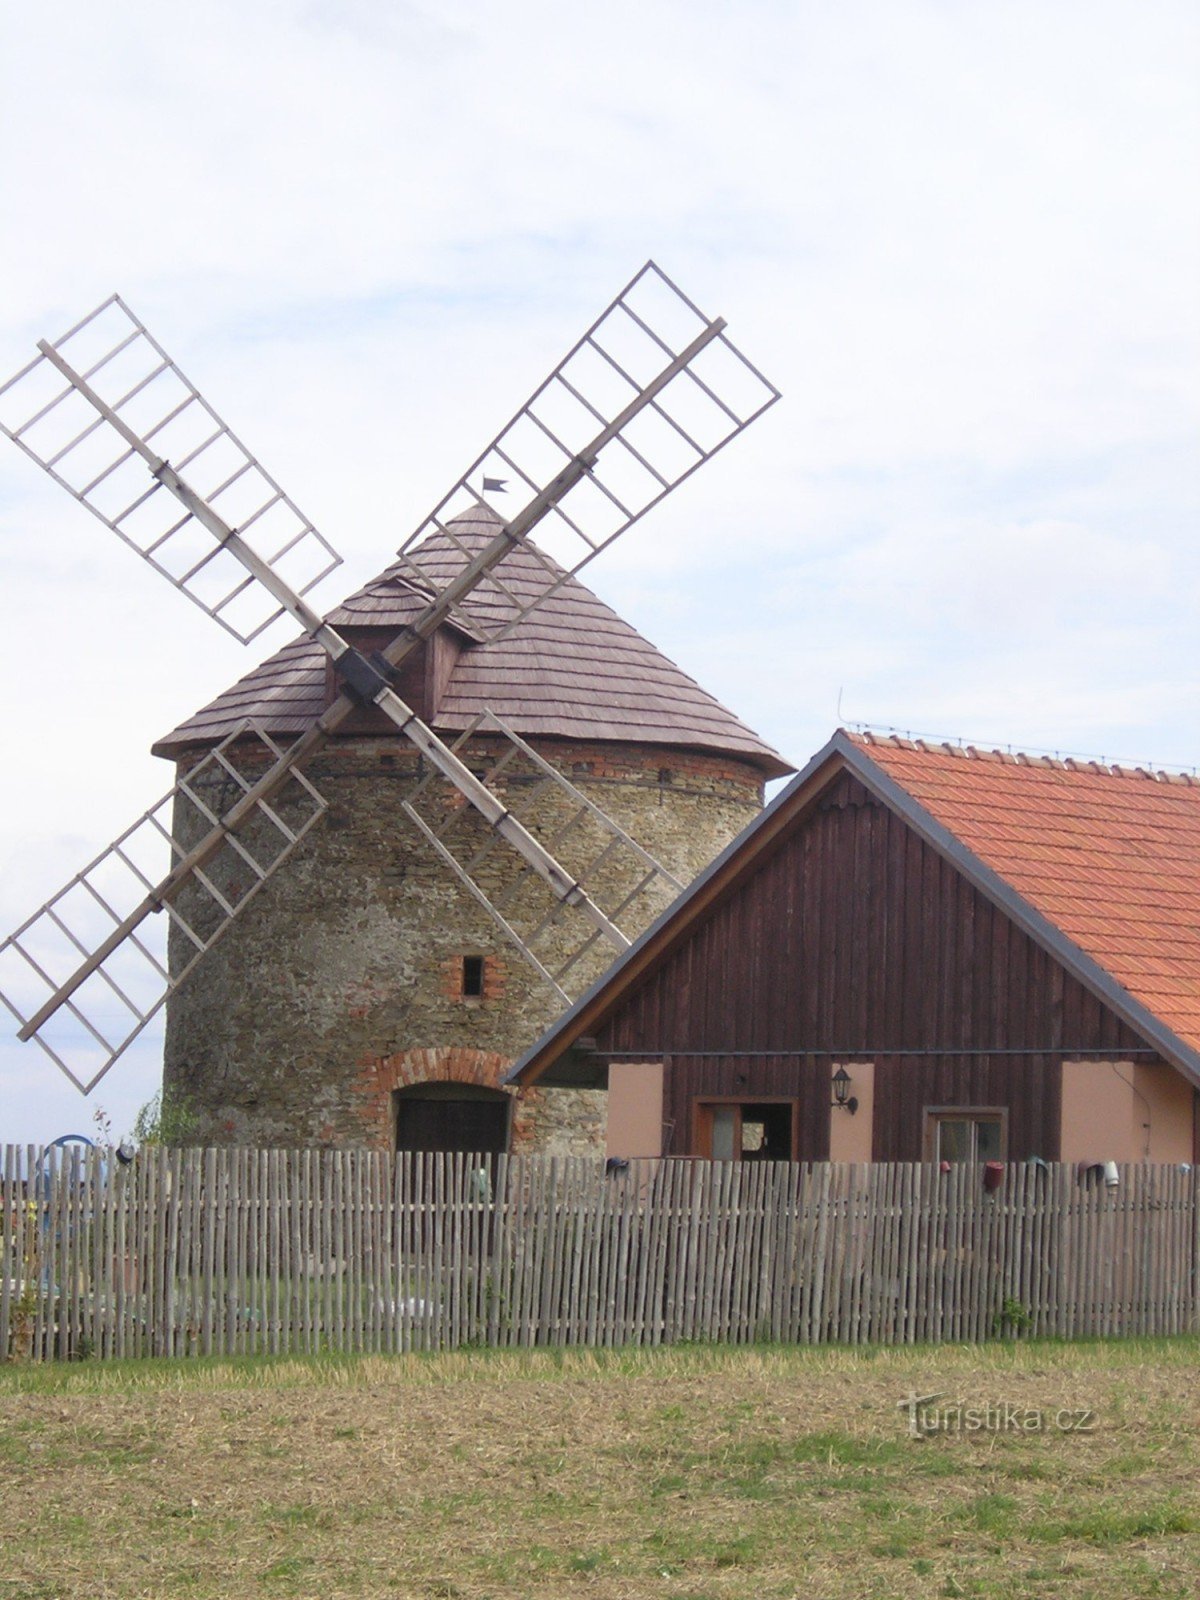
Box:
[0,296,341,644]
[393,260,780,642]
[0,727,326,1093]
[402,711,685,1003]
[0,265,779,1091]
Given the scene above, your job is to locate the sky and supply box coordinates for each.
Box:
[0,0,1196,1143]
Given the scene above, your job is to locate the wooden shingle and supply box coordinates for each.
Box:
[154,507,791,776]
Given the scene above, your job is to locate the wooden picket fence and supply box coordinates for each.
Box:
[2,1146,1196,1361]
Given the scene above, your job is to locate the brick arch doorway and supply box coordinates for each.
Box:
[393,1081,511,1156]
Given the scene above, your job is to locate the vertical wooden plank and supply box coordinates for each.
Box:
[196,1148,213,1356]
[663,1160,688,1345]
[60,1146,79,1362]
[170,1145,185,1360]
[1039,1164,1059,1337]
[161,1148,178,1357]
[413,1149,430,1353]
[411,1149,426,1354]
[114,1149,131,1361]
[597,1164,619,1347]
[329,1150,344,1354]
[392,1151,408,1355]
[827,1162,850,1344]
[443,1152,459,1351]
[310,1145,324,1356]
[805,1162,829,1344]
[427,1150,444,1350]
[862,1163,882,1345]
[484,1153,505,1347]
[364,1147,379,1351]
[581,1161,602,1347]
[384,1148,398,1353]
[646,1162,672,1346]
[285,1151,300,1356]
[694,1159,718,1343]
[628,1162,655,1347]
[940,1164,960,1343]
[681,1160,704,1343]
[252,1149,267,1356]
[742,1158,765,1342]
[881,1163,900,1344]
[0,1146,15,1359]
[75,1146,95,1362]
[928,1163,946,1344]
[709,1159,733,1343]
[346,1148,360,1354]
[463,1151,478,1347]
[503,1154,526,1348]
[905,1162,925,1344]
[868,1164,888,1344]
[210,1149,226,1357]
[760,1162,783,1342]
[29,1145,48,1362]
[555,1155,577,1346]
[245,1150,261,1357]
[508,1153,530,1349]
[368,1149,383,1353]
[618,1161,641,1346]
[342,1149,356,1355]
[45,1147,65,1362]
[585,1160,606,1347]
[1063,1163,1082,1339]
[140,1148,156,1359]
[136,1147,153,1360]
[272,1148,286,1356]
[1172,1164,1189,1334]
[231,1147,246,1357]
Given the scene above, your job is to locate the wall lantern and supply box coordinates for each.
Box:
[831,1066,858,1115]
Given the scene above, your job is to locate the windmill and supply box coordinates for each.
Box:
[0,264,781,1144]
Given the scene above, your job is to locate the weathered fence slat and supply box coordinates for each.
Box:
[2,1151,1198,1361]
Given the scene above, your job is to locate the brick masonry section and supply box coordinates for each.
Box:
[163,735,764,1152]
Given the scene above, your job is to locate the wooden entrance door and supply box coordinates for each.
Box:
[394,1085,510,1156]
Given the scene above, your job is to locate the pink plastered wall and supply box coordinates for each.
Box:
[1060,1059,1194,1164]
[606,1062,665,1158]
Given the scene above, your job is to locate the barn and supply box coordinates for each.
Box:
[510,729,1200,1166]
[154,506,790,1154]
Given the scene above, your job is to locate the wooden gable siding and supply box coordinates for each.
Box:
[595,772,1151,1160]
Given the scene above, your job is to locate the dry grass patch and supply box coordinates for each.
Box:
[0,1339,1197,1599]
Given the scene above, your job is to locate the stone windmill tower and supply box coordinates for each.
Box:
[153,506,789,1153]
[0,264,784,1153]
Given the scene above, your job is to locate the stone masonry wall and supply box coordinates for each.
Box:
[162,736,763,1152]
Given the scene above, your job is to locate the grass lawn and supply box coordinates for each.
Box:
[0,1337,1197,1599]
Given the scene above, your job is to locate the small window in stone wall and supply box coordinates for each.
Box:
[461,955,485,999]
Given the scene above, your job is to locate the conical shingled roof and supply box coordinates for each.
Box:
[153,507,791,777]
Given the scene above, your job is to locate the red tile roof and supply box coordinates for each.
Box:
[154,508,791,776]
[853,733,1200,1056]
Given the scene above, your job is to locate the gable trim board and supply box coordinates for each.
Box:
[508,729,1200,1094]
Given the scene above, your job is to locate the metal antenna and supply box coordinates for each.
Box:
[0,266,779,1090]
